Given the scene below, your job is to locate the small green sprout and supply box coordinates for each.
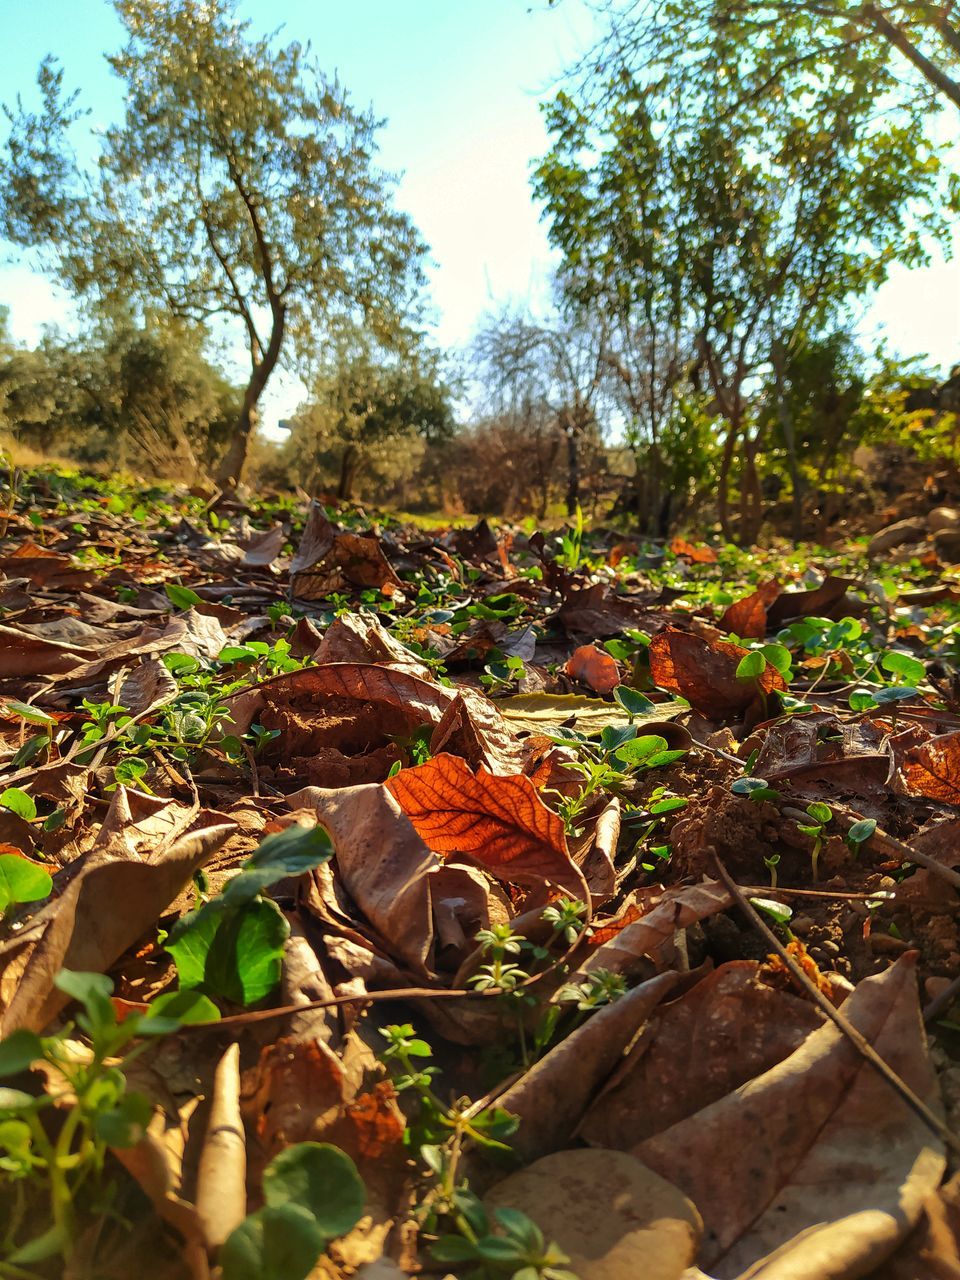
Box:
[797,801,833,882]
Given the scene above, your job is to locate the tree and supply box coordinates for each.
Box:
[0,0,426,487]
[473,307,608,515]
[290,343,455,501]
[538,3,949,541]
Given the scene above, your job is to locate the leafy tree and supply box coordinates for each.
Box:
[0,0,426,487]
[289,343,455,500]
[538,4,949,541]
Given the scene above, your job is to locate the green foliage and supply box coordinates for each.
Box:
[165,823,333,1005]
[0,970,214,1264]
[221,1143,365,1280]
[0,854,51,916]
[0,0,427,484]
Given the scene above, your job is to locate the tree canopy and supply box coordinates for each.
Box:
[0,0,427,486]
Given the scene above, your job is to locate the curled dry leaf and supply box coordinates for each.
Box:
[565,643,622,693]
[765,574,860,628]
[583,880,733,976]
[387,753,588,898]
[484,1148,701,1280]
[579,961,823,1149]
[290,783,437,973]
[497,692,684,737]
[0,816,235,1034]
[635,954,945,1279]
[648,627,786,719]
[195,1043,246,1251]
[497,970,679,1161]
[719,579,781,639]
[900,730,960,805]
[290,501,401,598]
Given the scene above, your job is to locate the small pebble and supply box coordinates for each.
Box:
[791,915,814,936]
[817,939,840,955]
[925,976,955,1002]
[870,933,911,954]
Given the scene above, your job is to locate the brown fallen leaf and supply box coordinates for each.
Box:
[670,536,718,564]
[290,501,401,598]
[579,961,823,1149]
[648,627,786,719]
[900,730,960,804]
[195,1043,246,1251]
[872,1169,960,1279]
[485,1148,701,1280]
[565,643,621,693]
[583,880,734,976]
[496,971,679,1161]
[765,574,860,628]
[387,753,588,897]
[290,782,437,973]
[0,816,235,1034]
[719,580,781,639]
[635,954,945,1278]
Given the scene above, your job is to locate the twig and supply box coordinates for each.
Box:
[713,853,960,1159]
[923,972,960,1025]
[736,885,894,901]
[826,802,960,893]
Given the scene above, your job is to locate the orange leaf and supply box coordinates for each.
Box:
[387,753,586,896]
[346,1081,406,1159]
[649,627,786,719]
[669,537,718,564]
[901,731,960,804]
[565,644,621,694]
[719,580,781,640]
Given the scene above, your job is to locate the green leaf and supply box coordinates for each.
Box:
[872,685,918,705]
[431,1236,481,1264]
[0,1030,43,1076]
[2,702,55,726]
[95,1090,153,1147]
[262,1142,365,1239]
[882,651,925,684]
[0,788,36,821]
[613,685,654,718]
[806,801,832,825]
[614,734,669,765]
[221,1204,326,1280]
[760,643,793,675]
[750,897,793,925]
[164,583,202,610]
[735,651,766,680]
[114,757,148,787]
[0,855,52,913]
[847,818,877,846]
[165,906,222,990]
[146,989,220,1024]
[53,970,115,1036]
[204,898,290,1005]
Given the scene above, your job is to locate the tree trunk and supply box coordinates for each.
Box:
[717,418,739,543]
[338,443,360,501]
[215,304,286,490]
[565,426,580,517]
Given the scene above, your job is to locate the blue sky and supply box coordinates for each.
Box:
[1,0,959,432]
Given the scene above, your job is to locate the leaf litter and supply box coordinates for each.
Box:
[3,470,960,1277]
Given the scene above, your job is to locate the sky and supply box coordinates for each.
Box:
[1,0,959,434]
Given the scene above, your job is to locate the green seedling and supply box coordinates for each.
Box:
[797,801,833,882]
[763,852,781,889]
[846,817,877,858]
[0,970,215,1266]
[731,776,780,803]
[165,824,334,1006]
[221,1143,364,1280]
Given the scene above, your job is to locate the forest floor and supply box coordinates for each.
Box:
[1,465,960,1279]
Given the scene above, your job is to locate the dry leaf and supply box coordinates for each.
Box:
[565,644,621,693]
[636,955,945,1278]
[649,627,786,719]
[485,1148,701,1280]
[670,537,718,564]
[0,817,235,1034]
[900,731,960,804]
[719,580,781,639]
[387,753,587,897]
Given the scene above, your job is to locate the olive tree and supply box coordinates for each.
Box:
[0,0,426,486]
